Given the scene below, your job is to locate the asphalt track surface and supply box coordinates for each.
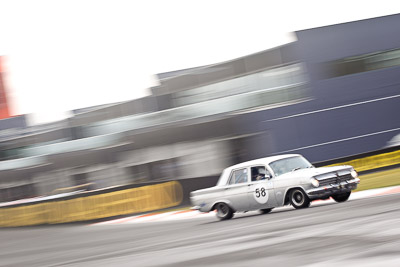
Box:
[1,193,399,267]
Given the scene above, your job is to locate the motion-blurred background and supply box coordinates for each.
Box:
[0,1,399,226]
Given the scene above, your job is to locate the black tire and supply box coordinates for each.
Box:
[215,203,233,220]
[260,208,273,214]
[290,188,310,209]
[332,192,351,203]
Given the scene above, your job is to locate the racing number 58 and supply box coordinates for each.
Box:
[255,187,266,198]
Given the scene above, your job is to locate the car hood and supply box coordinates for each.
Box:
[277,165,353,179]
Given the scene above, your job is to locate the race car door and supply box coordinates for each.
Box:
[224,167,251,212]
[247,165,277,210]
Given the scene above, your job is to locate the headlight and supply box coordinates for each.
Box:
[310,178,319,187]
[351,169,358,178]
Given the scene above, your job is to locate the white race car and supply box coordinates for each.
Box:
[190,154,360,220]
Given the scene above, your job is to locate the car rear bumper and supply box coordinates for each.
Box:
[306,178,360,199]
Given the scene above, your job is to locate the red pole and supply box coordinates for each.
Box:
[0,56,11,119]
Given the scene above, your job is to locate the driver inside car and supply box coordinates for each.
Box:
[252,167,267,181]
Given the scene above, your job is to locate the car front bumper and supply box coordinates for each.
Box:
[306,178,360,199]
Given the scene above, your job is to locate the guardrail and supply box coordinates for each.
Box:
[314,145,400,173]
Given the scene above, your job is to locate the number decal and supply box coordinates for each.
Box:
[255,187,266,198]
[261,187,266,197]
[253,184,269,204]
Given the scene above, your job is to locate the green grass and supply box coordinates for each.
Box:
[355,167,400,191]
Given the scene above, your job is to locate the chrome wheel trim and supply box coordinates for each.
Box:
[292,190,305,206]
[217,203,228,217]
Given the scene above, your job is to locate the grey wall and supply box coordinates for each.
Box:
[263,15,400,161]
[237,15,400,162]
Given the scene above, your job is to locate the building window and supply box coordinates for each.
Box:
[171,63,308,107]
[129,158,180,182]
[129,164,150,182]
[72,173,88,186]
[319,48,400,79]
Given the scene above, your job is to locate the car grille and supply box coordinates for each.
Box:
[318,174,352,187]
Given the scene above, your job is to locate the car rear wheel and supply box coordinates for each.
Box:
[290,189,310,209]
[332,192,351,203]
[215,203,233,220]
[260,208,273,214]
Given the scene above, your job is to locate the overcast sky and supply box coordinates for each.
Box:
[0,0,399,125]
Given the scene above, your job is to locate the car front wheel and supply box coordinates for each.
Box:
[332,192,351,203]
[290,189,310,209]
[215,202,233,220]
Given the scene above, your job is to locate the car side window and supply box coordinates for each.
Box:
[228,168,248,185]
[251,166,271,181]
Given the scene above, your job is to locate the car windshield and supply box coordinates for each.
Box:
[269,156,313,176]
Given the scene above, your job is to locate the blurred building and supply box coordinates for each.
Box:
[0,14,399,202]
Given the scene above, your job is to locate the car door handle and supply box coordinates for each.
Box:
[248,184,252,186]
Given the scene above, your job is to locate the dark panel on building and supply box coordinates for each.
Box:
[296,14,400,63]
[0,116,27,131]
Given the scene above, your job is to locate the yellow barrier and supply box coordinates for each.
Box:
[0,181,183,227]
[326,149,400,172]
